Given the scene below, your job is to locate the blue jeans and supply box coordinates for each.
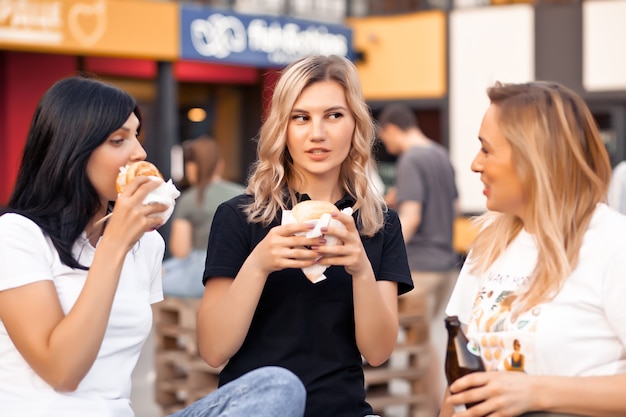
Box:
[167,366,306,417]
[162,250,207,298]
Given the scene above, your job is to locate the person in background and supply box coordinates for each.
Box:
[441,81,626,417]
[0,75,305,417]
[197,55,414,417]
[163,135,245,298]
[377,103,460,415]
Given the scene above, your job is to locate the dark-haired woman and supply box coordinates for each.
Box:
[0,76,305,417]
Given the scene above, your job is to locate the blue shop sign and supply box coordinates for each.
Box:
[180,5,354,67]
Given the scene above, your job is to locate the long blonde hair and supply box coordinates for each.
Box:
[470,81,611,309]
[244,55,385,236]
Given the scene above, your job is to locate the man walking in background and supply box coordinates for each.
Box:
[377,103,460,416]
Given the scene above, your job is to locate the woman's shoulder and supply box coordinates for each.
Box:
[585,204,626,251]
[362,206,401,238]
[591,203,626,233]
[0,212,42,235]
[0,213,48,249]
[222,193,253,207]
[381,206,401,227]
[139,229,165,254]
[0,213,55,262]
[212,193,254,219]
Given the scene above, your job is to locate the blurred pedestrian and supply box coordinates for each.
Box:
[197,55,413,417]
[441,81,626,417]
[0,76,305,417]
[163,135,244,297]
[377,103,460,416]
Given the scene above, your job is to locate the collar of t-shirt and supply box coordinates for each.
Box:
[294,192,356,211]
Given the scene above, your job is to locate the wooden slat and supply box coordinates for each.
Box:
[364,365,427,385]
[367,393,428,411]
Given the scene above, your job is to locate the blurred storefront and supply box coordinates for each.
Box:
[348,1,626,214]
[347,10,448,191]
[176,3,353,188]
[0,0,354,205]
[0,0,178,204]
[446,1,626,213]
[3,0,626,215]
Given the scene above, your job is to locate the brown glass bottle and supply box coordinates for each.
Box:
[444,315,485,411]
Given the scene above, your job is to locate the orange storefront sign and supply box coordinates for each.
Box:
[0,0,178,60]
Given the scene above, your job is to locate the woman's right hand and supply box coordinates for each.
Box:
[446,371,539,417]
[247,222,321,276]
[198,221,321,367]
[0,176,169,392]
[104,176,168,251]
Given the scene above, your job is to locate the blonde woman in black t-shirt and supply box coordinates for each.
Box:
[198,55,414,417]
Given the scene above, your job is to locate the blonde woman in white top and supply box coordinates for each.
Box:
[441,81,626,417]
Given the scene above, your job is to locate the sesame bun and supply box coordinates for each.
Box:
[116,161,163,194]
[291,200,339,222]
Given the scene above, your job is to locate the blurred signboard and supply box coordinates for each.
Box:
[348,11,447,101]
[180,5,354,68]
[0,0,178,60]
[583,0,626,92]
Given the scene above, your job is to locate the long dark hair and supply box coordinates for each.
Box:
[7,76,141,269]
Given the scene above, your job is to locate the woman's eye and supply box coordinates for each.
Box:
[328,112,343,120]
[291,114,308,122]
[110,138,125,146]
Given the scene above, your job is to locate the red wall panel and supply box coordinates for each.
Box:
[0,52,76,204]
[84,56,259,84]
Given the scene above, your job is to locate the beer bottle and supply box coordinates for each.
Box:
[444,315,485,412]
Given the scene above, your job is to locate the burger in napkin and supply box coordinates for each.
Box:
[116,161,180,225]
[284,200,352,283]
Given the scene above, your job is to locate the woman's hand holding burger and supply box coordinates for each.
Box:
[98,161,180,251]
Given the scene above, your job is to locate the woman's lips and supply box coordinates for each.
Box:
[306,149,330,161]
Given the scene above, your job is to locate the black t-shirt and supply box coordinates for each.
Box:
[203,194,413,417]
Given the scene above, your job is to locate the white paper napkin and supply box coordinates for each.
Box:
[143,177,181,225]
[282,207,353,283]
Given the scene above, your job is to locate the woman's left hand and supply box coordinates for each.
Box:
[311,211,371,277]
[447,371,539,417]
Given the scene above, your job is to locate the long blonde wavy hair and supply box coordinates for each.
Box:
[470,81,611,310]
[244,55,385,236]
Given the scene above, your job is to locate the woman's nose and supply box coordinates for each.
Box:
[470,152,483,173]
[311,118,325,140]
[131,138,148,162]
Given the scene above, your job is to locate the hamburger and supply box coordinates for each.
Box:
[290,200,343,283]
[291,200,339,225]
[116,161,164,194]
[115,161,180,225]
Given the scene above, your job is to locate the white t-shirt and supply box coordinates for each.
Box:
[0,213,164,417]
[446,204,626,376]
[608,161,626,215]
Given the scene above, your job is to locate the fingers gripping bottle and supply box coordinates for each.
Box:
[444,315,486,412]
